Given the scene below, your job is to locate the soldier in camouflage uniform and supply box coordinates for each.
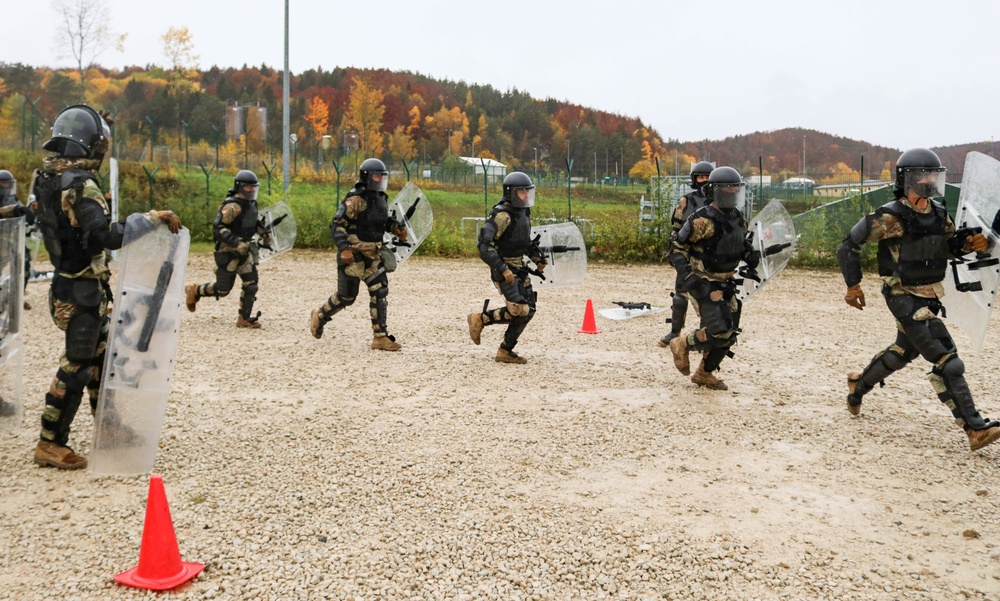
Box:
[838,148,999,452]
[31,105,182,469]
[466,172,547,364]
[0,169,34,309]
[185,170,269,328]
[310,158,408,351]
[667,166,757,391]
[660,161,713,347]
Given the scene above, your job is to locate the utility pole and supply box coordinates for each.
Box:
[282,0,291,192]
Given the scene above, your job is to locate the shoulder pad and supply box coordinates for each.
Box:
[60,169,95,189]
[874,200,903,217]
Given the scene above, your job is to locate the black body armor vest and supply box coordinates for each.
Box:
[352,190,389,242]
[681,191,710,223]
[36,168,101,273]
[689,206,746,273]
[220,197,259,241]
[875,200,949,286]
[493,204,532,257]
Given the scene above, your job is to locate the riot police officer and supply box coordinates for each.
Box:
[185,169,269,328]
[32,104,181,469]
[667,166,756,390]
[660,160,714,346]
[837,148,999,451]
[466,171,547,364]
[310,158,407,350]
[0,169,34,308]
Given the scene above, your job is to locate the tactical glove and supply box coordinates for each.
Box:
[502,268,515,284]
[534,259,547,274]
[969,233,989,253]
[155,210,182,234]
[340,249,355,265]
[845,284,866,310]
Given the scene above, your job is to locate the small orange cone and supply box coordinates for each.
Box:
[578,298,602,334]
[115,474,204,591]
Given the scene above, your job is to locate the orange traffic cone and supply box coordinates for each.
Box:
[578,298,602,334]
[115,474,204,591]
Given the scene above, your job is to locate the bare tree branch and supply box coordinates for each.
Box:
[51,0,126,98]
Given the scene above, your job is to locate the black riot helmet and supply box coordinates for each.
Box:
[690,161,715,189]
[0,170,15,202]
[894,148,946,200]
[502,171,536,208]
[232,169,260,201]
[705,166,746,211]
[359,158,389,192]
[43,104,111,161]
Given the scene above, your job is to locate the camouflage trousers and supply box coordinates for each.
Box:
[41,275,110,445]
[316,251,392,337]
[194,249,259,320]
[682,277,742,372]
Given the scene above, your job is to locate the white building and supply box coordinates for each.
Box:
[457,156,507,182]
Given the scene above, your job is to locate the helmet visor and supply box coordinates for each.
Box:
[367,172,388,192]
[239,183,260,201]
[0,180,16,201]
[510,187,535,208]
[903,168,946,199]
[713,184,745,210]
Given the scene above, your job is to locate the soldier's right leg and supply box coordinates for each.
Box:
[468,280,517,345]
[494,279,534,363]
[37,305,102,469]
[311,266,360,339]
[187,252,238,312]
[660,271,689,347]
[847,333,917,415]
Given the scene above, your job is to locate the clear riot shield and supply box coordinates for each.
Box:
[738,199,796,301]
[26,223,52,282]
[528,221,587,288]
[942,152,1000,355]
[385,182,433,265]
[90,216,190,475]
[0,218,25,429]
[108,158,119,261]
[255,201,297,262]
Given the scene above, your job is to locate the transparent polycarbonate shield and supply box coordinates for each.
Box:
[90,216,190,475]
[941,152,1000,355]
[597,304,666,320]
[528,221,587,288]
[738,199,796,301]
[386,182,433,265]
[0,218,24,429]
[255,201,297,262]
[25,225,52,282]
[108,158,119,260]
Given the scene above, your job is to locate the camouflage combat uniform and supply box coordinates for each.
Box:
[670,204,753,385]
[663,188,710,343]
[189,193,269,326]
[838,197,999,446]
[311,182,407,346]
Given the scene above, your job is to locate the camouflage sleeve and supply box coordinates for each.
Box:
[865,212,902,243]
[0,205,15,219]
[214,202,243,248]
[71,182,124,251]
[671,216,713,268]
[670,197,688,236]
[477,211,509,273]
[331,196,364,251]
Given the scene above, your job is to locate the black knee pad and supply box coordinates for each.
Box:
[881,349,909,371]
[938,355,965,379]
[241,281,259,297]
[65,311,102,364]
[371,285,389,300]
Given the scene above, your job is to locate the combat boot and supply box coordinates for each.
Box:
[658,331,679,348]
[310,309,326,339]
[691,361,727,390]
[33,440,87,470]
[669,336,690,375]
[967,425,1000,452]
[371,335,402,351]
[495,347,527,364]
[185,284,199,312]
[237,315,262,329]
[846,372,862,416]
[467,312,485,345]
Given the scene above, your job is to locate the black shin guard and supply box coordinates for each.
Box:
[41,367,92,445]
[670,294,688,334]
[854,348,909,398]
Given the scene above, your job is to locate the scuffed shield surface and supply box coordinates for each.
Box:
[738,199,796,301]
[90,216,190,475]
[528,222,587,288]
[0,218,25,430]
[385,182,433,265]
[942,152,1000,355]
[256,200,297,262]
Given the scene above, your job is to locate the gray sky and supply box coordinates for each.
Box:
[8,0,1000,150]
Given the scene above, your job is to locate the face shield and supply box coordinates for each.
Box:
[367,172,388,192]
[239,183,260,201]
[0,180,16,202]
[509,186,536,208]
[904,168,946,199]
[712,184,745,210]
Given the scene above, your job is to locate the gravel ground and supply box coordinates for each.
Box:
[2,250,999,601]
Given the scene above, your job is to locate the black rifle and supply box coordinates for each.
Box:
[950,226,999,292]
[256,212,288,251]
[613,301,651,310]
[389,197,421,248]
[136,233,181,353]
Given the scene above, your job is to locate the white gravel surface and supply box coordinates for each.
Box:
[2,251,999,600]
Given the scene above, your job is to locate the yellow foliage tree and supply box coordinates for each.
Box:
[387,125,416,161]
[339,76,385,156]
[162,26,201,94]
[304,95,330,141]
[424,105,468,155]
[629,159,657,182]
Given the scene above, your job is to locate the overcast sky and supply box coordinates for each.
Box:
[8,0,999,151]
